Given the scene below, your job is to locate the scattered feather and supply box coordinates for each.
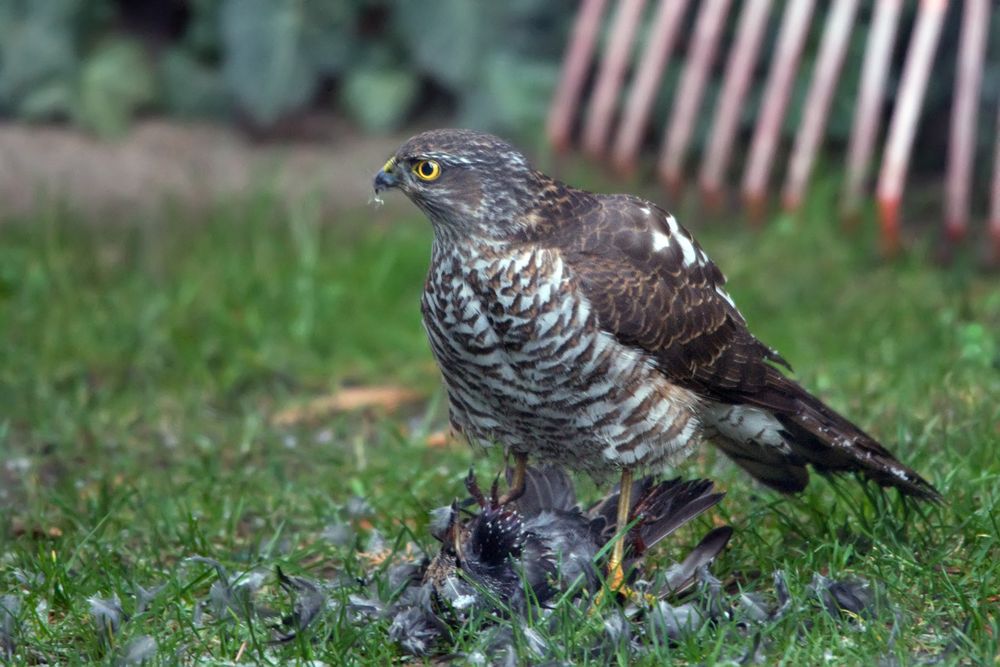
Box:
[11,569,43,587]
[346,594,384,622]
[387,605,448,657]
[344,495,374,519]
[386,561,422,593]
[735,592,773,624]
[117,634,157,665]
[186,557,266,622]
[88,594,125,643]
[320,521,353,547]
[208,576,260,621]
[648,600,706,642]
[827,579,876,616]
[0,594,21,659]
[364,529,386,554]
[134,583,164,615]
[810,574,877,619]
[772,570,792,619]
[520,627,548,660]
[271,567,327,642]
[427,505,453,540]
[185,556,229,581]
[192,600,205,628]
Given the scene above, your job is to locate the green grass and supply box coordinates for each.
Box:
[1,188,998,665]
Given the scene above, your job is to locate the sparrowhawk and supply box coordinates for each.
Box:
[373,128,938,596]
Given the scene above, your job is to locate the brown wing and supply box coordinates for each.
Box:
[554,193,789,407]
[551,192,938,499]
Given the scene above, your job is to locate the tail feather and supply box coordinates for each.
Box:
[661,526,733,596]
[633,478,726,551]
[710,376,940,501]
[775,386,940,500]
[588,477,726,557]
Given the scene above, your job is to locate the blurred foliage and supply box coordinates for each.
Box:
[76,38,155,136]
[0,0,82,122]
[0,0,572,139]
[220,0,318,126]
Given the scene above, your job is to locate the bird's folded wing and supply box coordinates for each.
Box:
[557,196,790,410]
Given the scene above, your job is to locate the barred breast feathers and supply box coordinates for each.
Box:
[422,238,704,476]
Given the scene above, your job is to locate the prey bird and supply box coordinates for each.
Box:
[424,466,731,612]
[373,129,939,600]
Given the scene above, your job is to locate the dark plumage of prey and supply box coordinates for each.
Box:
[423,466,731,613]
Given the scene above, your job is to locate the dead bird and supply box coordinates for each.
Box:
[423,466,732,614]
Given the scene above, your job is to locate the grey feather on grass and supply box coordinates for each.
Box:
[271,567,327,642]
[116,634,157,665]
[88,594,124,643]
[185,556,267,622]
[134,583,164,615]
[0,594,21,659]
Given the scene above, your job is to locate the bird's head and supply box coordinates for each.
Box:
[373,129,547,243]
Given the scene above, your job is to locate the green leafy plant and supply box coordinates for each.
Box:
[76,38,155,138]
[219,0,318,126]
[0,1,79,120]
[340,65,420,134]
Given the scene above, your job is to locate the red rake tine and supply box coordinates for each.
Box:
[990,105,1000,266]
[843,0,904,224]
[582,0,648,159]
[740,0,817,224]
[656,0,732,197]
[699,0,773,211]
[547,0,609,154]
[611,0,690,177]
[876,0,949,256]
[945,0,991,244]
[782,0,860,212]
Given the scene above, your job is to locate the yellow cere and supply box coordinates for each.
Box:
[413,159,441,182]
[382,157,396,173]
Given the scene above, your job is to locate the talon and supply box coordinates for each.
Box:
[465,468,486,507]
[496,453,528,506]
[496,485,525,506]
[591,559,658,609]
[590,467,657,609]
[490,472,502,506]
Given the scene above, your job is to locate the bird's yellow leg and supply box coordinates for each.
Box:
[606,467,633,591]
[594,468,658,608]
[498,452,528,506]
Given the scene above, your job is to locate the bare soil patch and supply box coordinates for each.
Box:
[0,117,413,220]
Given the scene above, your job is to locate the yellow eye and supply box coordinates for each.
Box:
[413,160,441,181]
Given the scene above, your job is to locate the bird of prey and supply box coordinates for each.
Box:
[424,466,731,613]
[373,129,939,597]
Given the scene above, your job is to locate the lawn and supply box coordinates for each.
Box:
[1,185,998,665]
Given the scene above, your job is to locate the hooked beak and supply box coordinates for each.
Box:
[373,157,399,193]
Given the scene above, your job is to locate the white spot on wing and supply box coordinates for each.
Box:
[651,230,672,252]
[658,213,699,266]
[664,214,680,234]
[675,233,698,266]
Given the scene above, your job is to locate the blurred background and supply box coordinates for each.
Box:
[0,0,996,224]
[0,3,998,663]
[0,0,577,217]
